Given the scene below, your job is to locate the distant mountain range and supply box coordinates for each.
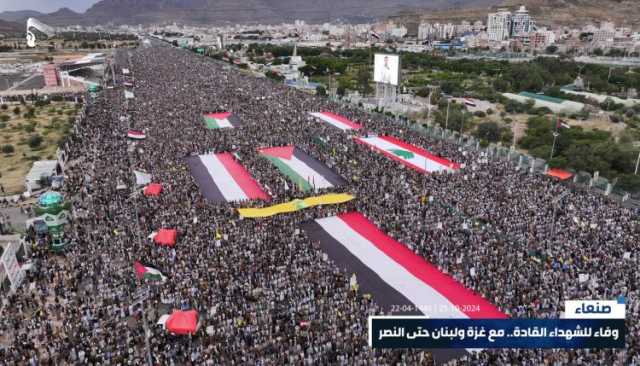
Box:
[0,0,501,26]
[0,10,43,22]
[0,19,23,34]
[0,0,636,27]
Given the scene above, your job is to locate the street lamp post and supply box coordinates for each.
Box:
[635,150,640,175]
[549,132,559,161]
[444,98,450,130]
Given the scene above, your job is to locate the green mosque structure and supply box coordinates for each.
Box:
[35,191,71,252]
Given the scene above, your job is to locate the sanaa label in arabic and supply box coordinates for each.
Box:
[564,300,625,319]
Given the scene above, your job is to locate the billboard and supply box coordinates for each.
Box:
[374,54,400,86]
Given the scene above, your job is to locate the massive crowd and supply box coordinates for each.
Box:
[0,43,638,365]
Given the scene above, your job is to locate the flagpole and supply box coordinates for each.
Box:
[549,114,559,161]
[444,98,450,130]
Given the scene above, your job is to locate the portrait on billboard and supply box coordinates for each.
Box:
[374,54,399,86]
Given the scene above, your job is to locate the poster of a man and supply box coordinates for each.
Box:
[373,54,399,86]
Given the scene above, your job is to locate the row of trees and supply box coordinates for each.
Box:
[241,44,640,102]
[519,116,640,192]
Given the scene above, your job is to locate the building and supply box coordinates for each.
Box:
[418,22,457,41]
[268,44,306,82]
[511,6,535,37]
[530,28,556,49]
[25,160,60,193]
[593,22,616,43]
[487,9,512,41]
[1,235,29,295]
[389,25,408,38]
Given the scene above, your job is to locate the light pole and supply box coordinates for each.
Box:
[635,150,640,175]
[426,88,432,125]
[444,98,450,130]
[549,131,559,161]
[459,111,465,144]
[549,115,560,161]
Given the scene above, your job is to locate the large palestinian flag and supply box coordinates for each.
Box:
[187,152,269,203]
[355,135,460,173]
[202,112,241,129]
[304,212,506,319]
[259,146,345,192]
[134,261,166,281]
[309,111,362,131]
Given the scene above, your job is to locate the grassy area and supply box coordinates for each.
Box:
[0,102,79,195]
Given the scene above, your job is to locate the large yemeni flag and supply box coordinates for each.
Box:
[134,261,166,281]
[259,146,345,192]
[202,112,241,129]
[309,111,362,131]
[305,212,505,365]
[304,212,506,319]
[356,135,460,173]
[187,152,269,203]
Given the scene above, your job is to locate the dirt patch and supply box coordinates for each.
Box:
[0,102,78,194]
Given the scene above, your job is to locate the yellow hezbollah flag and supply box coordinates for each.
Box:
[238,193,355,218]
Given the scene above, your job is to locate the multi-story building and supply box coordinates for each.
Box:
[418,22,457,41]
[487,9,512,41]
[389,25,408,38]
[593,22,615,43]
[511,5,535,37]
[472,20,485,32]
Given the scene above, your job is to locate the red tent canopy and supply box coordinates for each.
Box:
[166,310,198,335]
[144,183,163,196]
[547,168,573,181]
[154,229,177,247]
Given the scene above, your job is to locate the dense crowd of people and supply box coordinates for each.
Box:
[0,43,638,365]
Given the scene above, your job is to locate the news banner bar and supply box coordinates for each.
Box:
[369,317,625,349]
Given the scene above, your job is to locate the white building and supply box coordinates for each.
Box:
[25,160,59,193]
[418,22,457,41]
[389,25,408,38]
[593,22,616,43]
[1,235,29,295]
[487,9,512,41]
[511,6,535,37]
[473,21,485,32]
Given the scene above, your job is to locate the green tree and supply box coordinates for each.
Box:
[315,85,327,97]
[1,144,14,154]
[617,174,640,193]
[356,68,373,96]
[475,122,501,142]
[28,134,43,148]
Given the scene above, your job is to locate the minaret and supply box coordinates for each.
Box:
[35,191,70,253]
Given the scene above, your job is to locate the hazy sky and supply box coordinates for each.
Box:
[0,0,100,13]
